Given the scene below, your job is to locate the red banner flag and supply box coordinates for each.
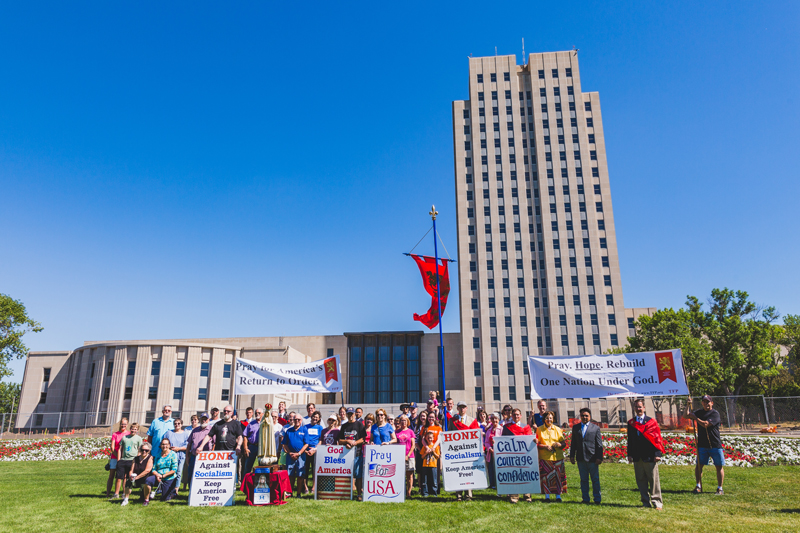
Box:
[410,254,450,329]
[323,357,338,384]
[654,351,677,383]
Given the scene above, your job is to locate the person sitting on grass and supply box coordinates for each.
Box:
[121,442,154,506]
[153,438,179,501]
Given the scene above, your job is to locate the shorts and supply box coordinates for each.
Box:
[128,474,157,489]
[286,453,307,477]
[698,447,725,467]
[353,456,364,480]
[406,456,416,472]
[116,460,133,479]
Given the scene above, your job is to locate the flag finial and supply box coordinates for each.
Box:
[429,205,438,220]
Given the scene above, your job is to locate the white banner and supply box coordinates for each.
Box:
[314,444,355,501]
[362,445,405,503]
[234,355,343,395]
[527,349,689,398]
[441,429,488,492]
[493,436,540,495]
[189,451,236,506]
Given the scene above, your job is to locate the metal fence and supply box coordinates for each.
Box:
[3,396,800,440]
[0,410,213,440]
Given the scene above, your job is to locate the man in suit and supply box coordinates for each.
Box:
[627,399,664,510]
[569,408,604,504]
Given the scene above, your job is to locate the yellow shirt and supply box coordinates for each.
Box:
[536,424,565,461]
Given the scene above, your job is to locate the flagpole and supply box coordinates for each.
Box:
[430,205,448,431]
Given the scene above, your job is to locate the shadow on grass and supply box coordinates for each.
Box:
[68,494,109,499]
[778,509,800,513]
[625,488,698,494]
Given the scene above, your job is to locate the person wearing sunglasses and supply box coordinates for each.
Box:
[121,442,154,506]
[147,405,174,447]
[199,404,244,484]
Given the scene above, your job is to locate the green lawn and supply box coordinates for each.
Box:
[1,462,798,533]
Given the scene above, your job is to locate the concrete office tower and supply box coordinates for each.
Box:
[452,51,626,408]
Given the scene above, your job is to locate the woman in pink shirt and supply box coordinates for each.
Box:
[395,415,416,498]
[107,417,130,499]
[483,413,503,490]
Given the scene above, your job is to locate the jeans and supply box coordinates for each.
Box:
[174,454,186,491]
[420,467,438,497]
[187,454,196,489]
[486,459,496,488]
[244,449,258,476]
[577,461,601,503]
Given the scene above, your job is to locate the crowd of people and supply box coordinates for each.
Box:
[104,393,728,509]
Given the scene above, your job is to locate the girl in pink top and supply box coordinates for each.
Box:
[395,415,416,498]
[108,417,130,499]
[483,413,503,489]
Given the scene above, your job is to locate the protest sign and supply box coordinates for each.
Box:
[189,451,236,506]
[493,435,540,495]
[234,355,342,395]
[441,429,488,492]
[527,349,689,398]
[362,444,405,502]
[314,444,355,500]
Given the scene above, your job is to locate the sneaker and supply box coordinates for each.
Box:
[715,488,724,496]
[142,500,149,506]
[692,486,702,494]
[120,499,129,507]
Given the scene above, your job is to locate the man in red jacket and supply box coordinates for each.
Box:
[627,399,663,510]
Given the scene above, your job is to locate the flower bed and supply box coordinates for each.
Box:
[563,431,800,467]
[0,438,112,461]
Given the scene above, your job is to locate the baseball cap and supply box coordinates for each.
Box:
[457,401,467,408]
[200,412,210,419]
[327,413,337,421]
[410,402,418,409]
[346,407,355,414]
[427,399,434,405]
[701,395,713,402]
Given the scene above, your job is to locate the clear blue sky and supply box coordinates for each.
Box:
[2,2,798,383]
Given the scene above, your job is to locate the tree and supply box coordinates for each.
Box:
[0,382,21,430]
[612,307,719,395]
[616,288,784,400]
[687,289,782,399]
[0,293,43,381]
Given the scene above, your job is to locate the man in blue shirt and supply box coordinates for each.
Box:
[147,405,174,446]
[282,412,309,497]
[532,400,547,429]
[303,411,324,494]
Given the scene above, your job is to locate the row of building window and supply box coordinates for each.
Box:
[475,68,573,85]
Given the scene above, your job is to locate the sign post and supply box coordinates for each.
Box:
[493,435,540,496]
[234,355,343,396]
[527,349,690,399]
[362,444,405,502]
[441,429,488,492]
[314,444,355,500]
[189,451,236,506]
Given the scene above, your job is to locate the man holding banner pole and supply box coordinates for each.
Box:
[627,399,664,510]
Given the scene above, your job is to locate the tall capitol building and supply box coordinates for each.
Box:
[452,51,640,407]
[16,50,654,432]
